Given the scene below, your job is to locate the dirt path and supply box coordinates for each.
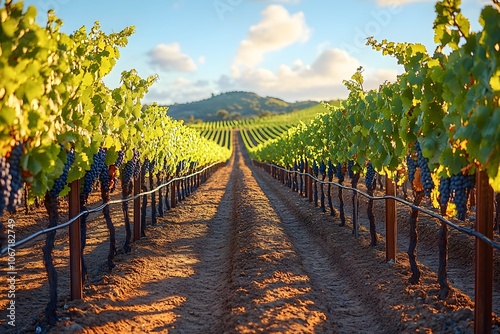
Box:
[2,132,499,333]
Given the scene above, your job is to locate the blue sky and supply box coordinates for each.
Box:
[20,0,488,104]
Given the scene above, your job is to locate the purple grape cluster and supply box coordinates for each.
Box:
[450,173,475,220]
[7,142,24,212]
[82,148,107,196]
[0,156,11,215]
[438,176,451,207]
[319,161,326,176]
[347,160,355,179]
[336,163,344,183]
[415,142,434,196]
[406,155,417,183]
[365,162,376,190]
[49,148,75,197]
[312,161,319,177]
[327,160,335,178]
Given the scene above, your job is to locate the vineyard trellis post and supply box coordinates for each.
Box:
[69,179,83,300]
[133,175,141,241]
[474,170,494,334]
[385,177,397,262]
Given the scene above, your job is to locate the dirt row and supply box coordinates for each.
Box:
[0,133,498,333]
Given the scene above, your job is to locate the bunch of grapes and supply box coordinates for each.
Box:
[114,150,125,168]
[49,148,75,197]
[99,161,110,191]
[327,161,335,179]
[149,159,155,174]
[142,158,151,177]
[415,142,434,196]
[438,176,451,207]
[465,173,475,190]
[319,161,326,177]
[336,163,344,183]
[0,156,11,215]
[365,162,376,190]
[82,148,106,197]
[406,155,417,182]
[7,142,24,213]
[450,173,469,220]
[347,160,355,179]
[293,161,299,172]
[312,161,319,177]
[109,151,125,193]
[133,156,141,179]
[122,161,135,186]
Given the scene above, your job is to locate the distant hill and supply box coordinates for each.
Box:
[162,91,318,122]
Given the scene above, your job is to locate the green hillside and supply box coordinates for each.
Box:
[163,91,318,122]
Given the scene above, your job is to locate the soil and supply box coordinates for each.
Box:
[0,133,499,333]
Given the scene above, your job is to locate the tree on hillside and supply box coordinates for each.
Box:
[216,109,229,120]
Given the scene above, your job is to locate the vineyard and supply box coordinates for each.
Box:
[1,0,500,333]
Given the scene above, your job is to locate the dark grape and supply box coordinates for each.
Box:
[365,162,376,190]
[122,161,134,185]
[149,159,155,174]
[99,161,110,191]
[142,158,150,177]
[133,156,141,180]
[82,148,106,197]
[415,142,434,197]
[406,155,417,183]
[7,142,24,213]
[114,150,125,168]
[0,156,11,215]
[319,161,326,176]
[438,176,451,207]
[450,173,468,220]
[348,160,355,179]
[336,163,344,183]
[312,161,319,177]
[327,160,335,178]
[299,159,305,172]
[49,148,75,197]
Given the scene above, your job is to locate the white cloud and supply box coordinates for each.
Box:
[198,55,206,65]
[234,5,311,68]
[147,43,197,73]
[222,47,400,102]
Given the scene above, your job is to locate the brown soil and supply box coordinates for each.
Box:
[0,133,499,333]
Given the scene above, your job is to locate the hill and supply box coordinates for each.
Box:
[163,91,318,122]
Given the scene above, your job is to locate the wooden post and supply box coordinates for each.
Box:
[133,175,141,242]
[171,179,176,209]
[385,177,397,262]
[69,179,82,300]
[475,170,494,334]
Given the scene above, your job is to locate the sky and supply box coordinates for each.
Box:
[19,0,490,105]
